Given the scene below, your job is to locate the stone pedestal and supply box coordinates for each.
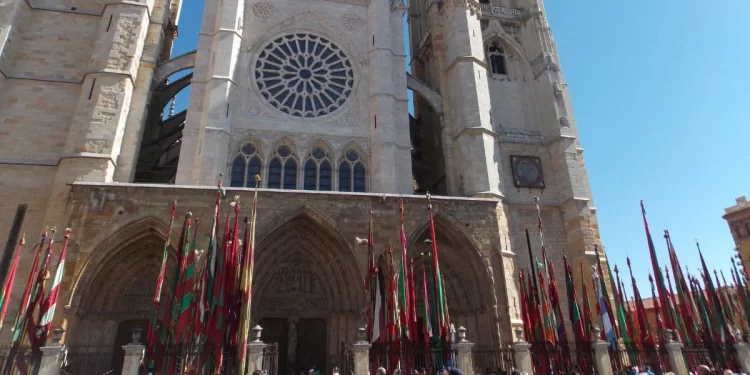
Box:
[455,341,475,372]
[664,330,688,375]
[353,328,371,375]
[38,346,65,375]
[512,341,533,375]
[734,341,750,374]
[591,340,613,375]
[121,344,144,375]
[247,342,268,373]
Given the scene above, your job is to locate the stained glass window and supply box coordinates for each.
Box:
[255,33,355,118]
[230,143,262,187]
[303,147,332,191]
[339,149,366,192]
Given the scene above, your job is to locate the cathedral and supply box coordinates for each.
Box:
[0,0,602,372]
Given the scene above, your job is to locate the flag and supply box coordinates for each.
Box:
[732,260,750,336]
[519,270,532,342]
[147,201,177,351]
[365,208,376,342]
[238,175,261,375]
[534,198,553,328]
[628,257,654,348]
[36,229,71,345]
[426,194,448,341]
[564,258,585,342]
[23,228,58,348]
[372,270,383,343]
[421,255,432,342]
[547,261,568,344]
[398,199,410,339]
[697,242,731,341]
[0,235,24,332]
[664,230,700,343]
[176,219,199,344]
[408,259,417,342]
[593,265,616,349]
[640,201,675,331]
[536,260,556,345]
[580,263,593,341]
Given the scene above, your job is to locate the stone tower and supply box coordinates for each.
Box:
[408,0,602,296]
[175,0,413,194]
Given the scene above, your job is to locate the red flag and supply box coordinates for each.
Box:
[0,235,25,332]
[365,209,376,341]
[426,195,447,340]
[36,229,72,345]
[640,201,673,330]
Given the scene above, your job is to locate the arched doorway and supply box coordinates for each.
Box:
[252,211,362,375]
[406,213,501,345]
[65,216,178,371]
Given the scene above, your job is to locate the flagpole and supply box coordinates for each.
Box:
[525,229,539,300]
[238,174,261,375]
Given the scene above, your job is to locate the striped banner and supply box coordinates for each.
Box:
[36,228,72,344]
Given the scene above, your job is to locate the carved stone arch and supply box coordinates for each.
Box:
[482,20,533,81]
[152,50,196,85]
[67,215,180,310]
[406,72,443,115]
[405,208,501,343]
[229,133,268,162]
[252,204,363,314]
[337,139,369,165]
[300,138,336,160]
[267,135,300,161]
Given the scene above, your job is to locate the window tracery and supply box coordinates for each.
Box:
[254,33,355,118]
[230,142,263,188]
[487,43,508,76]
[267,145,298,189]
[303,147,333,191]
[338,150,366,192]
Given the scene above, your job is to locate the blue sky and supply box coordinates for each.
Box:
[170,0,750,293]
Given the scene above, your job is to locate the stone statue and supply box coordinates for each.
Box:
[288,318,298,365]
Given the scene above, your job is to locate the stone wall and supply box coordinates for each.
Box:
[58,182,516,345]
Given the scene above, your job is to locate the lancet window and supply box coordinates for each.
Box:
[338,150,366,192]
[230,143,262,188]
[267,145,298,189]
[303,147,333,191]
[488,43,508,75]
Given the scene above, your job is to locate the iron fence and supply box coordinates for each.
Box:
[262,343,279,375]
[529,341,595,375]
[470,343,515,375]
[609,345,669,375]
[369,342,455,375]
[61,346,118,375]
[683,342,739,373]
[0,345,38,375]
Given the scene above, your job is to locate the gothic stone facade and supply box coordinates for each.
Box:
[0,0,604,370]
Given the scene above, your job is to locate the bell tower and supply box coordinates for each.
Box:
[409,0,603,315]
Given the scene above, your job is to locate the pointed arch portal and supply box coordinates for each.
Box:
[252,209,362,375]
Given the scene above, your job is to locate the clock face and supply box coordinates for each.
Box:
[511,155,545,188]
[517,160,539,184]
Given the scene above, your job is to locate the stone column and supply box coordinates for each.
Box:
[175,0,243,185]
[591,327,613,375]
[38,328,66,375]
[353,328,371,375]
[663,330,688,375]
[246,325,268,374]
[121,326,145,375]
[511,328,533,375]
[734,340,750,374]
[455,327,475,372]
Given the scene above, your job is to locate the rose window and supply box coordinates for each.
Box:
[254,33,354,118]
